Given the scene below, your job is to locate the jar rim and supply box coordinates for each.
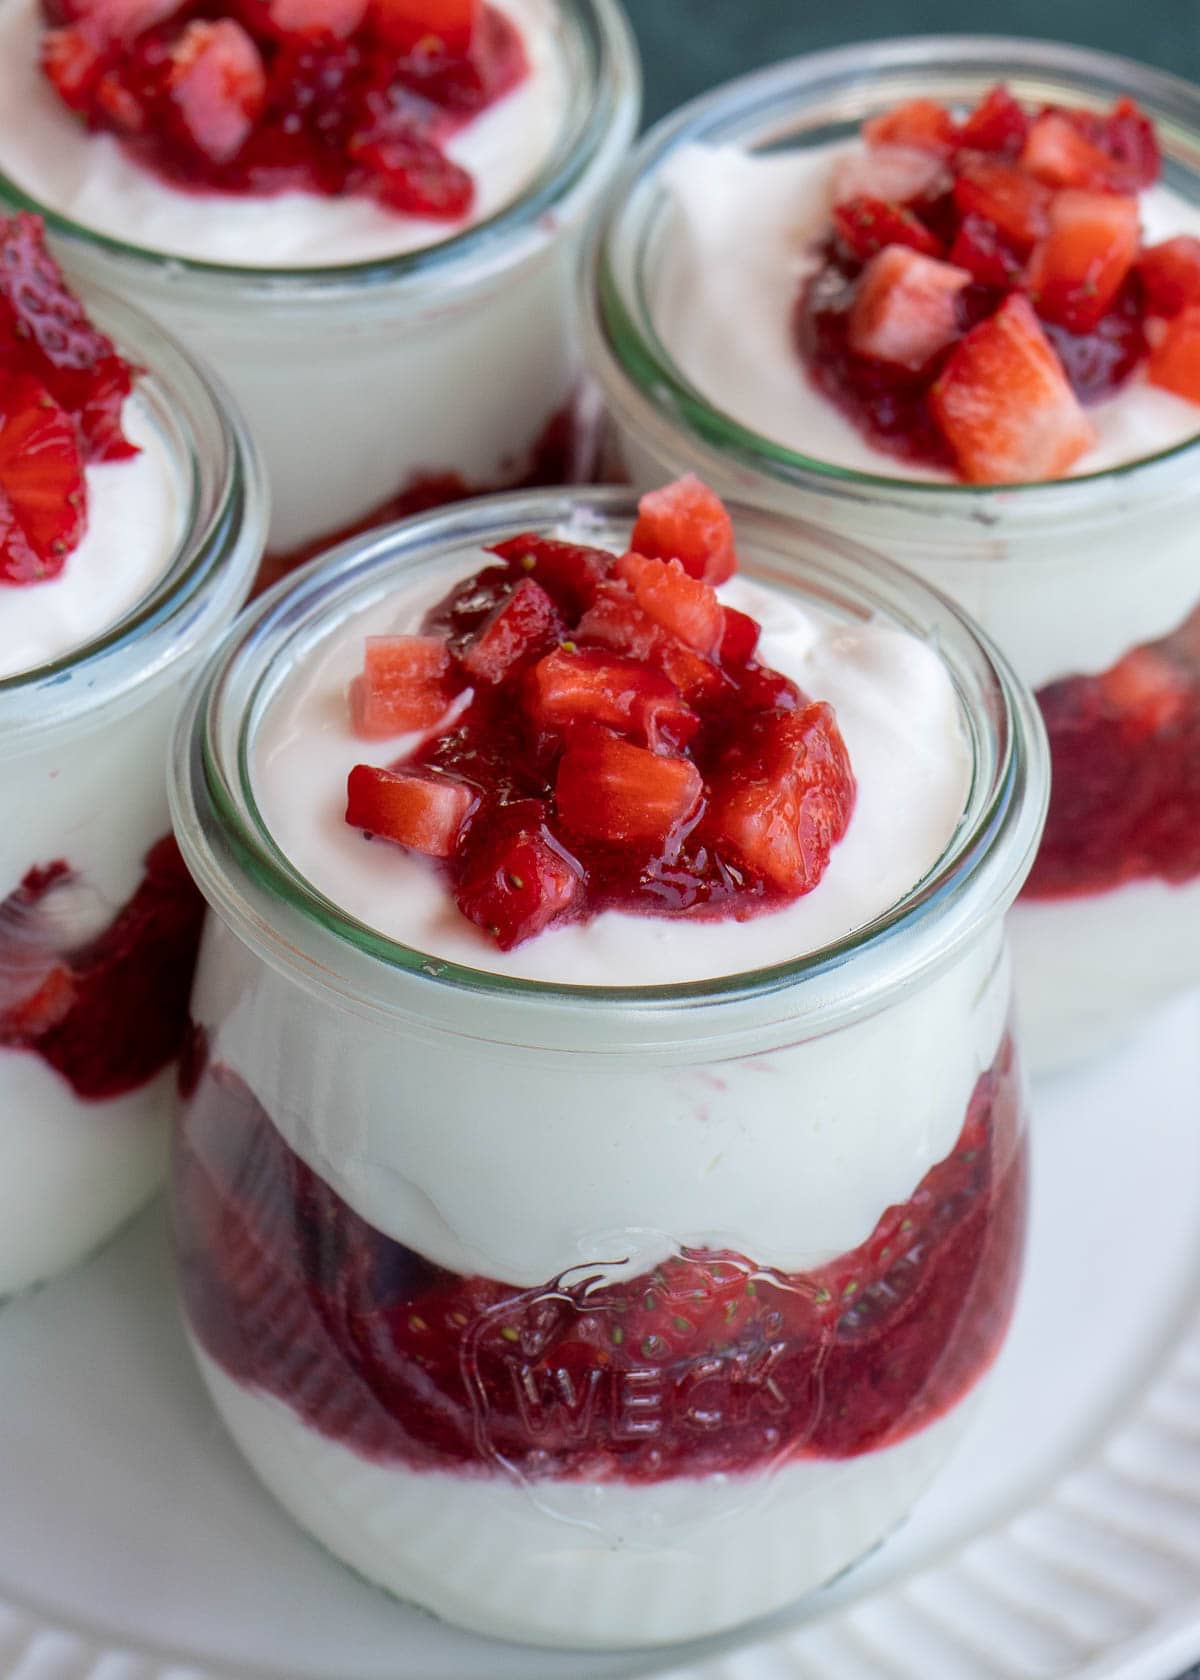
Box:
[171,486,1049,1045]
[0,0,640,296]
[585,32,1200,517]
[0,283,268,735]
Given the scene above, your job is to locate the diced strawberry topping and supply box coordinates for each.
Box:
[953,158,1050,249]
[459,577,563,684]
[0,377,88,586]
[556,733,703,847]
[346,764,475,856]
[614,551,723,655]
[957,84,1029,158]
[343,482,857,947]
[832,197,945,262]
[1020,111,1120,191]
[705,704,855,893]
[353,131,475,219]
[0,214,137,462]
[1146,305,1200,402]
[1138,237,1200,317]
[1024,191,1140,333]
[847,245,970,372]
[349,635,457,735]
[948,213,1025,287]
[525,646,696,751]
[267,0,367,38]
[832,143,947,209]
[370,0,478,53]
[629,475,737,586]
[863,98,960,157]
[167,21,266,163]
[929,294,1095,484]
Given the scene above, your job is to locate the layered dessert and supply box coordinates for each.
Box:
[171,481,1046,1647]
[0,214,262,1295]
[0,0,639,551]
[586,48,1200,1067]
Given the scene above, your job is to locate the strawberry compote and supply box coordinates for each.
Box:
[169,485,1047,1645]
[0,220,264,1297]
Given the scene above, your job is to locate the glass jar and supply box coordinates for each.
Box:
[583,37,1200,1074]
[0,0,639,557]
[169,488,1046,1649]
[0,290,266,1298]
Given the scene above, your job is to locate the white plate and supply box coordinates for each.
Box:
[2,993,1199,1680]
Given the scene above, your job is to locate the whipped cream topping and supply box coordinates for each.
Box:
[251,550,972,986]
[653,140,1200,481]
[0,400,183,681]
[0,0,566,268]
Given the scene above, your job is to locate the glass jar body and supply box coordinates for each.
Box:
[0,300,266,1298]
[585,38,1200,1071]
[168,488,1045,1648]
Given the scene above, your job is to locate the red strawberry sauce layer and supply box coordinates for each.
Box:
[793,87,1200,484]
[40,0,527,220]
[0,836,205,1100]
[174,1036,1025,1479]
[1027,605,1200,899]
[344,478,857,949]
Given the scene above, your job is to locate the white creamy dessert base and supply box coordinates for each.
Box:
[0,399,185,1298]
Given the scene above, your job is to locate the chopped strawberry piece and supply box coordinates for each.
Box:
[487,532,611,618]
[953,158,1050,249]
[705,703,855,893]
[349,634,457,735]
[267,0,367,36]
[948,214,1025,287]
[455,823,581,948]
[1020,111,1118,190]
[369,0,479,53]
[718,605,759,666]
[1138,237,1200,317]
[929,294,1096,484]
[847,245,970,372]
[1146,304,1200,402]
[1099,645,1191,734]
[0,376,88,586]
[629,475,737,586]
[40,26,103,108]
[556,734,703,847]
[460,577,563,684]
[614,551,723,655]
[957,84,1029,158]
[575,580,664,662]
[168,20,266,163]
[863,97,959,157]
[345,764,474,856]
[354,129,474,219]
[832,196,945,261]
[832,143,947,208]
[1091,97,1161,191]
[1024,190,1140,334]
[525,646,697,751]
[0,215,135,463]
[0,961,77,1037]
[654,639,731,708]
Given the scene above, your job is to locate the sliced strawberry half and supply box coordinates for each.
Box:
[1146,304,1200,403]
[614,551,723,655]
[957,84,1029,158]
[460,577,563,685]
[847,245,970,372]
[525,646,697,751]
[168,20,266,164]
[349,634,457,736]
[1024,190,1140,334]
[929,294,1096,484]
[1138,237,1200,318]
[369,0,479,53]
[863,97,959,157]
[556,733,703,847]
[629,474,737,587]
[0,376,87,586]
[832,196,945,262]
[345,764,475,856]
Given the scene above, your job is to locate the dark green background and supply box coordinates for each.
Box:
[623,1,1200,125]
[619,8,1200,1679]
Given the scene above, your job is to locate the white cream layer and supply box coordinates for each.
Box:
[0,0,565,267]
[195,1338,978,1648]
[653,140,1200,483]
[0,400,183,680]
[252,554,972,985]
